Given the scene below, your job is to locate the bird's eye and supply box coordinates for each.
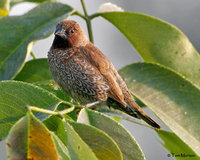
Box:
[70,30,75,33]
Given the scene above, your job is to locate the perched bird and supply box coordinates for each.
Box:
[48,20,161,129]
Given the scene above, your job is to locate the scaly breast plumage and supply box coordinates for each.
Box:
[48,50,110,103]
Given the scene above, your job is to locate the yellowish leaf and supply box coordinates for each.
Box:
[0,9,8,17]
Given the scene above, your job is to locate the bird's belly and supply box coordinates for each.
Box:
[48,56,109,104]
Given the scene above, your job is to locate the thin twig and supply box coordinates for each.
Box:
[80,0,94,43]
[27,105,76,119]
[28,106,61,116]
[80,0,88,16]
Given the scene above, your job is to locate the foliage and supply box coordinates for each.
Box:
[119,62,200,155]
[0,0,200,159]
[0,2,73,80]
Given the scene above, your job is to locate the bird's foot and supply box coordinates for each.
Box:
[84,101,102,109]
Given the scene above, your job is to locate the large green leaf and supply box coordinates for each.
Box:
[6,111,59,160]
[78,108,145,160]
[0,80,62,139]
[15,58,53,83]
[156,130,199,159]
[99,12,200,87]
[68,120,123,160]
[119,62,200,155]
[0,2,73,80]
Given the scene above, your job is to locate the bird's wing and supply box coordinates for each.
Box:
[80,43,126,106]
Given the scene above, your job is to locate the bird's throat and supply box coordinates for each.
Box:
[52,36,69,49]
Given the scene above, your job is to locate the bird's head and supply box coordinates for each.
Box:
[52,20,88,49]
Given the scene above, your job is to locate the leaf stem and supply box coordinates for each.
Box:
[73,11,87,21]
[28,106,60,115]
[80,0,94,43]
[27,105,75,118]
[30,52,36,60]
[88,13,100,20]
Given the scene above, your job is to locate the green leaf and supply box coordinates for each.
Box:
[64,122,98,160]
[68,120,123,160]
[6,111,59,160]
[35,80,72,102]
[0,0,9,17]
[44,116,68,146]
[0,80,62,139]
[119,62,200,155]
[10,0,56,7]
[99,12,200,87]
[52,133,70,160]
[78,108,145,160]
[44,116,98,160]
[156,130,199,160]
[0,2,73,80]
[15,58,53,83]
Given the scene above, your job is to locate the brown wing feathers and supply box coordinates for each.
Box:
[81,43,160,129]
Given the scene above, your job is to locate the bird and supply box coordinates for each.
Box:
[48,19,161,129]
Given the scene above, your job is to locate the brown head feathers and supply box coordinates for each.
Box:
[52,20,88,49]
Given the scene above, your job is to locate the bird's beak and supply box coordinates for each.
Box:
[54,26,67,40]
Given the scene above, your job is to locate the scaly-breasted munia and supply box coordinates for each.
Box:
[48,20,160,129]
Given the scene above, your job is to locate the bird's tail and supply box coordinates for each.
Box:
[107,97,161,129]
[122,102,161,129]
[134,109,161,129]
[126,97,161,129]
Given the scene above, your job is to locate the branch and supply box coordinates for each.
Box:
[80,0,94,43]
